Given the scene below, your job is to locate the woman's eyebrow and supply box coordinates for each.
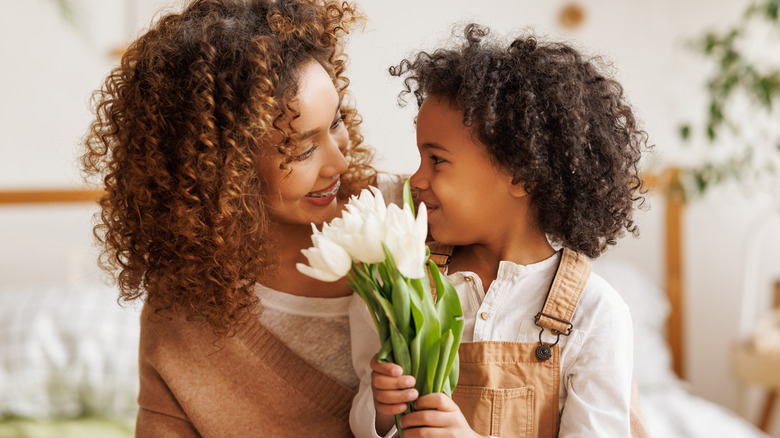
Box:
[299,96,343,140]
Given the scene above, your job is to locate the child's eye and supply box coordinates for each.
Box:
[295,145,318,161]
[430,154,445,165]
[331,113,346,130]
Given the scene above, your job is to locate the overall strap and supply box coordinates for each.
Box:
[428,241,454,273]
[532,248,591,362]
[426,241,454,302]
[535,248,591,336]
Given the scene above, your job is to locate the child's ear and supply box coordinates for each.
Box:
[508,176,529,198]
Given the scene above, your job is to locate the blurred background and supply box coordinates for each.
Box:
[1,0,779,437]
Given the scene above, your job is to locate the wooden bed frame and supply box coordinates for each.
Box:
[0,172,687,381]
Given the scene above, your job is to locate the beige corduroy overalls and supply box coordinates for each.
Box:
[429,244,650,438]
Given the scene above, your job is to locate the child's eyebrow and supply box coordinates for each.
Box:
[419,142,449,153]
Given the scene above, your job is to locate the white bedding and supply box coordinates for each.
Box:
[595,260,769,438]
[0,283,140,420]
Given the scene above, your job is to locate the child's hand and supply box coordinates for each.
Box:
[398,393,486,438]
[370,354,418,434]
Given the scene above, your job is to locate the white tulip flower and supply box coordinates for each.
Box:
[296,180,463,436]
[338,211,387,263]
[344,186,388,221]
[382,202,428,279]
[295,233,352,282]
[319,186,388,264]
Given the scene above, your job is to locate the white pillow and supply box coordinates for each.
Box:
[593,260,679,388]
[0,283,140,419]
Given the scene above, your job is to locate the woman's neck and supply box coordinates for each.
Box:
[261,221,352,298]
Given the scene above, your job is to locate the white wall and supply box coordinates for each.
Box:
[2,0,779,435]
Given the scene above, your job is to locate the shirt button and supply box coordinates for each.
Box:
[480,312,490,320]
[464,276,473,282]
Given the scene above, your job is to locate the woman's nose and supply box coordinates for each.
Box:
[323,136,348,176]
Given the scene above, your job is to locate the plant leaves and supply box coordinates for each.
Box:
[403,178,415,216]
[392,273,412,341]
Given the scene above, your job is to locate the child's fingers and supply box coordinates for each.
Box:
[369,353,404,377]
[372,372,415,391]
[399,394,458,428]
[399,394,474,433]
[412,393,457,412]
[372,383,418,403]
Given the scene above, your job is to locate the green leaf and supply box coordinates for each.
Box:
[374,263,393,299]
[349,269,389,344]
[403,178,415,216]
[408,277,440,394]
[428,260,464,394]
[768,0,779,19]
[441,319,464,394]
[431,260,464,324]
[679,124,691,141]
[424,341,441,394]
[377,337,394,363]
[390,322,412,374]
[381,243,399,274]
[444,354,460,397]
[392,274,412,341]
[409,296,425,377]
[432,330,454,393]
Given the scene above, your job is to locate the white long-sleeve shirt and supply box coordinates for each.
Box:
[350,251,634,438]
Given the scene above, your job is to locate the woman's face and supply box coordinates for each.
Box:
[258,60,349,228]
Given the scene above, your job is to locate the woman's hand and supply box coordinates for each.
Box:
[399,393,486,438]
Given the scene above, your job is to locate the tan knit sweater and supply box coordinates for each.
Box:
[136,303,356,437]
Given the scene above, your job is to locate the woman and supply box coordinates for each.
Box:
[81,0,398,435]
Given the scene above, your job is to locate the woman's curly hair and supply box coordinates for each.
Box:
[391,24,649,258]
[81,0,375,335]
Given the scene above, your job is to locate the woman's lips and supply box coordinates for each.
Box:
[304,180,340,206]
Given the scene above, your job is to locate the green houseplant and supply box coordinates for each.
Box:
[679,0,780,198]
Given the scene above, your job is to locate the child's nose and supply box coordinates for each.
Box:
[409,165,427,190]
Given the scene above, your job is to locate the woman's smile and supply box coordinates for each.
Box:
[305,179,341,206]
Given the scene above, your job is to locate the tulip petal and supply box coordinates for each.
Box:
[295,262,342,282]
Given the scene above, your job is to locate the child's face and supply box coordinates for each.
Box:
[257,59,349,228]
[410,96,519,246]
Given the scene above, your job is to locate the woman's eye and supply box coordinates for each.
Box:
[295,145,317,161]
[331,113,346,130]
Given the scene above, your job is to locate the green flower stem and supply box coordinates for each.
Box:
[347,235,463,436]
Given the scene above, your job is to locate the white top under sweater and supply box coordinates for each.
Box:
[256,284,359,390]
[255,173,405,393]
[350,251,635,438]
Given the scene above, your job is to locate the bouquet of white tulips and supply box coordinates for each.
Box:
[296,180,464,435]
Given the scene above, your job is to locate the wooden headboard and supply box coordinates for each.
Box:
[0,189,103,204]
[0,171,687,380]
[644,167,685,380]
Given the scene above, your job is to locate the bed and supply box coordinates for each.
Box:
[0,176,771,437]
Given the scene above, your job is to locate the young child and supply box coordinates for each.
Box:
[350,24,649,437]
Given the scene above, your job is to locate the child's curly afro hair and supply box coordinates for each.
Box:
[392,24,650,258]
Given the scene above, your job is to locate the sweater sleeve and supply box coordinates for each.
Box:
[136,407,199,438]
[348,294,397,438]
[136,310,200,438]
